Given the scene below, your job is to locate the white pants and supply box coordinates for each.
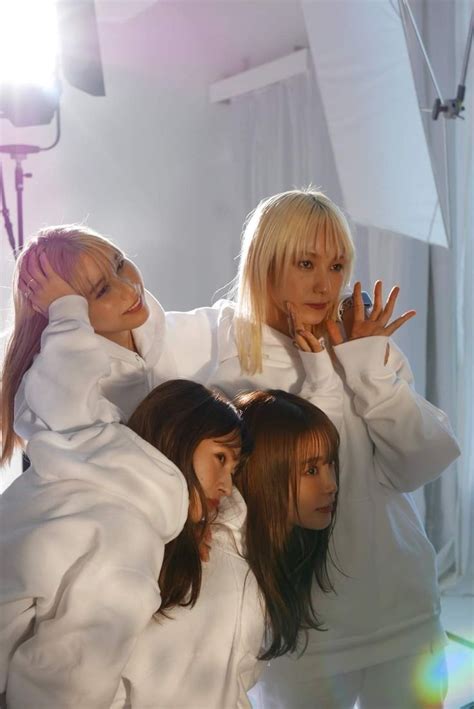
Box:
[250,649,448,709]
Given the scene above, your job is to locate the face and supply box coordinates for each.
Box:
[268,239,345,334]
[288,454,338,530]
[79,250,150,348]
[190,433,240,522]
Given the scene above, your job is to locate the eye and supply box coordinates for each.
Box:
[305,466,318,476]
[216,452,226,465]
[96,284,110,299]
[298,259,313,270]
[331,263,344,272]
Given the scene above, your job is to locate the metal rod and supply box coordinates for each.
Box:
[459,9,474,87]
[399,0,444,102]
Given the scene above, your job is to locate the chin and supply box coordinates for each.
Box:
[302,307,329,325]
[134,303,150,326]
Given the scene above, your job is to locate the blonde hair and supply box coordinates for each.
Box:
[234,189,355,374]
[1,224,123,464]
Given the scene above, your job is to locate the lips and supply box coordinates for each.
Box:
[306,302,329,310]
[206,498,220,511]
[124,294,143,314]
[316,504,334,514]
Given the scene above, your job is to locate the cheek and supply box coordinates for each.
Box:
[298,479,321,508]
[88,300,117,325]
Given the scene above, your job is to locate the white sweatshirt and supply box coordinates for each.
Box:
[111,487,265,709]
[14,295,460,678]
[15,294,343,438]
[0,423,188,709]
[14,292,168,437]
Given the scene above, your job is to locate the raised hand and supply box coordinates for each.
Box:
[286,301,324,353]
[326,281,416,346]
[19,251,77,316]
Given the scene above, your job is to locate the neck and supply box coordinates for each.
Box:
[101,330,137,352]
[265,304,291,337]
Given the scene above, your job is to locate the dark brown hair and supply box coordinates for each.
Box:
[127,379,250,615]
[233,389,339,660]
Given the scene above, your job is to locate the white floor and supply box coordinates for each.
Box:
[441,594,474,709]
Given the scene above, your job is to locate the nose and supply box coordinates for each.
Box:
[116,273,138,299]
[312,267,330,295]
[218,469,233,498]
[323,467,338,495]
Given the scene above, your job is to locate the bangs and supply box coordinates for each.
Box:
[283,209,351,275]
[217,428,243,450]
[68,243,124,297]
[294,418,339,471]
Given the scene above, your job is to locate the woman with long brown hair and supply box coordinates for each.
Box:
[0,379,250,708]
[235,389,339,662]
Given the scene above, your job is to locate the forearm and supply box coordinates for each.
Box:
[298,349,344,433]
[15,295,121,439]
[336,337,460,490]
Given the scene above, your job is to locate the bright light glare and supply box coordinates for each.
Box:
[0,0,59,88]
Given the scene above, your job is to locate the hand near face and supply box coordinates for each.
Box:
[286,301,324,353]
[19,252,77,316]
[326,281,416,346]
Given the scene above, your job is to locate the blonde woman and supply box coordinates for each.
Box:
[164,189,459,708]
[4,190,460,708]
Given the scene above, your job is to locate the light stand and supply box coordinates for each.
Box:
[0,108,61,256]
[399,1,473,121]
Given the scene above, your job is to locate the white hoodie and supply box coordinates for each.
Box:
[0,423,188,709]
[13,294,460,680]
[111,487,265,709]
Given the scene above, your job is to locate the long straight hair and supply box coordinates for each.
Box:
[233,189,355,374]
[234,389,339,660]
[127,379,250,615]
[1,225,122,464]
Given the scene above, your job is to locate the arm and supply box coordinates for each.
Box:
[6,565,162,709]
[289,305,344,433]
[2,422,188,709]
[15,295,121,440]
[329,280,459,490]
[158,301,232,386]
[335,336,460,491]
[298,349,344,434]
[15,251,124,439]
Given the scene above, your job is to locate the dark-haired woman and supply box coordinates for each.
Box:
[0,380,250,708]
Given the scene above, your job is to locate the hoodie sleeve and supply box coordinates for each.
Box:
[335,336,460,491]
[298,348,344,434]
[159,302,231,385]
[6,554,163,709]
[1,423,188,709]
[14,295,121,440]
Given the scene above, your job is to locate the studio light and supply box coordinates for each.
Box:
[0,0,105,253]
[0,0,61,127]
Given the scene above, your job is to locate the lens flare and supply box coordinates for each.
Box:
[414,645,472,707]
[0,0,58,88]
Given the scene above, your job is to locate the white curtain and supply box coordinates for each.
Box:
[407,0,473,590]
